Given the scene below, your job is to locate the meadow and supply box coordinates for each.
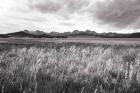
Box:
[0,39,140,93]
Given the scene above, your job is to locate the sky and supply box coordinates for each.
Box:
[0,0,140,34]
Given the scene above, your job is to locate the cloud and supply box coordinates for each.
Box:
[60,22,75,26]
[9,15,47,22]
[29,0,62,13]
[64,0,90,13]
[28,0,90,17]
[93,0,140,29]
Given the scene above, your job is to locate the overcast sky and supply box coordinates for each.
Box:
[0,0,140,34]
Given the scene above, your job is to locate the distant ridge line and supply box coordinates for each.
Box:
[0,30,140,38]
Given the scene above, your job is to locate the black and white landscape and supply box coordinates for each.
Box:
[1,0,140,93]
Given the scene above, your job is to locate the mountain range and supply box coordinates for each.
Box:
[1,30,140,38]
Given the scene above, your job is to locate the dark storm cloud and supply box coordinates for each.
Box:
[93,0,140,28]
[29,0,62,13]
[28,0,90,14]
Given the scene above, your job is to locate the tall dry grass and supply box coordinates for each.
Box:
[0,43,140,93]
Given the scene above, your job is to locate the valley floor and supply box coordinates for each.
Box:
[0,37,140,45]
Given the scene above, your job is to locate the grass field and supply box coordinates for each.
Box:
[1,38,140,45]
[0,38,140,93]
